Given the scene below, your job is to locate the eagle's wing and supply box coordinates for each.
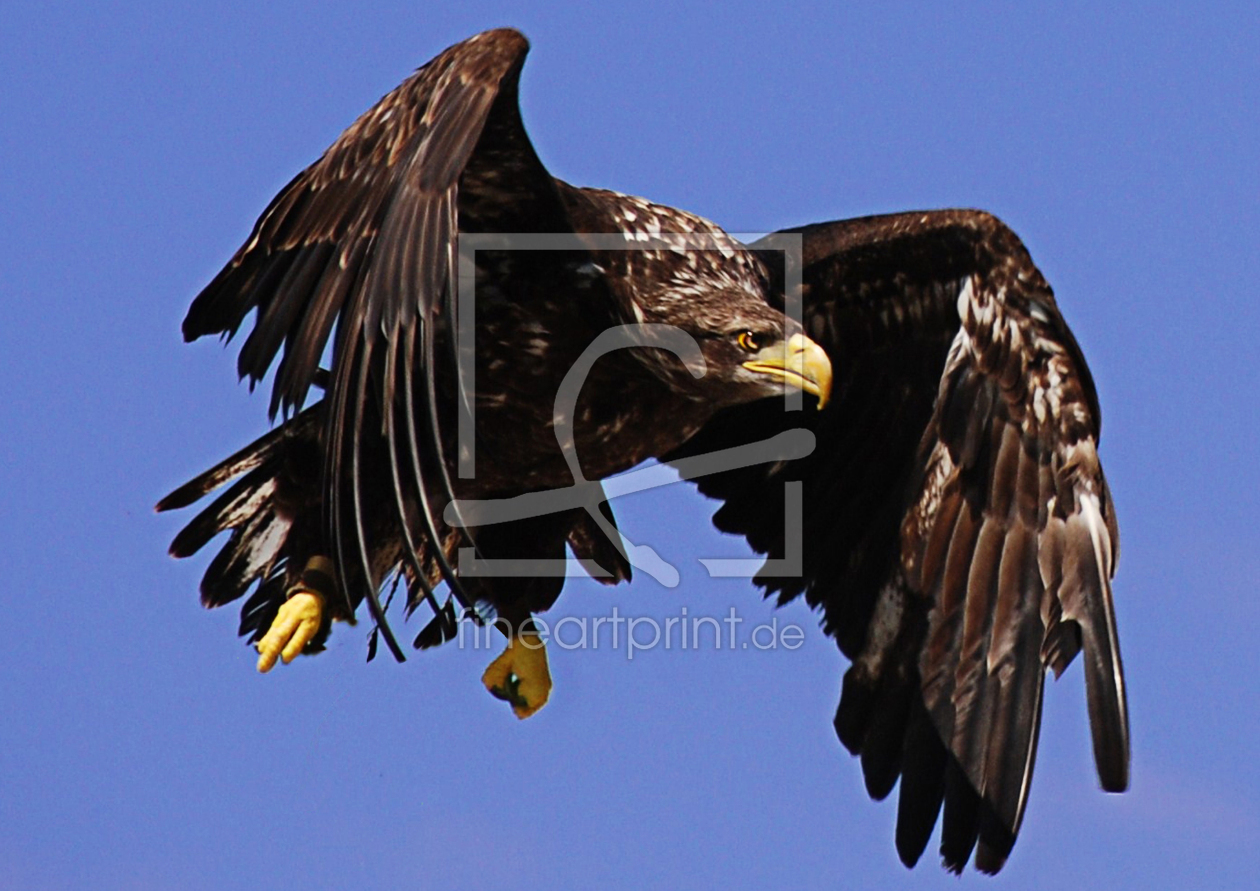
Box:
[176,29,570,659]
[669,210,1128,873]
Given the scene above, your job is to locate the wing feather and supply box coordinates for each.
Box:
[670,209,1128,872]
[171,29,570,654]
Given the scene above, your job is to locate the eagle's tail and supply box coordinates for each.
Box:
[157,404,329,646]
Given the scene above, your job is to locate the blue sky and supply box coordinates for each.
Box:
[3,2,1258,888]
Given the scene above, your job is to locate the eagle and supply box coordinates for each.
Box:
[158,28,1128,875]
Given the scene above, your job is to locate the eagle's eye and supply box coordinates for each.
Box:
[736,331,763,352]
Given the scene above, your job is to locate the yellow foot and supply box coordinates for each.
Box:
[255,557,333,673]
[481,632,552,719]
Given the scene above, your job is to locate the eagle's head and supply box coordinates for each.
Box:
[620,250,832,412]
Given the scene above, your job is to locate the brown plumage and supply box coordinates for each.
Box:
[163,29,808,660]
[159,28,1128,875]
[673,211,1127,871]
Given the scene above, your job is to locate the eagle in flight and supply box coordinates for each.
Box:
[159,28,1128,874]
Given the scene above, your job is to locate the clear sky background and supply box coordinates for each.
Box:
[3,2,1258,889]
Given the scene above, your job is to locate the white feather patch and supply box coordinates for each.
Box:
[1081,490,1125,707]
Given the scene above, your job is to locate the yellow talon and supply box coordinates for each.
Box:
[255,557,333,673]
[481,631,552,719]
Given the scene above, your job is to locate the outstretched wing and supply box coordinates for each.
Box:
[669,210,1128,873]
[177,29,571,659]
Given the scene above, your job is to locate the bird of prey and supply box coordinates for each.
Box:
[158,28,1128,874]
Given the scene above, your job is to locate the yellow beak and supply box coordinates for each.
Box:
[741,333,833,409]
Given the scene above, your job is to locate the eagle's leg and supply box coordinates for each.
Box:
[481,620,552,719]
[256,556,334,673]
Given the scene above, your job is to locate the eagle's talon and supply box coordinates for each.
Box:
[482,633,551,719]
[488,674,527,708]
[255,557,334,673]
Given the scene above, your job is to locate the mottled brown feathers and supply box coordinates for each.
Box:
[160,28,1127,877]
[671,209,1127,873]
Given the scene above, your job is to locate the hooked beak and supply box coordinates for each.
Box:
[742,333,833,409]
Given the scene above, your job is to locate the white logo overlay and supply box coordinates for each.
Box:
[439,232,813,648]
